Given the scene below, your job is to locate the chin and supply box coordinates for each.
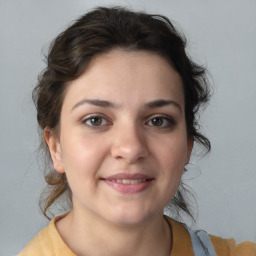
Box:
[105,205,157,227]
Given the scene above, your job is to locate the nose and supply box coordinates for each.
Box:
[111,123,149,164]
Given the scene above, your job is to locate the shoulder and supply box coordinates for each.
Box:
[17,213,76,256]
[17,225,52,256]
[164,216,256,256]
[210,234,256,256]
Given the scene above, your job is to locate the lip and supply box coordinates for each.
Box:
[102,173,154,194]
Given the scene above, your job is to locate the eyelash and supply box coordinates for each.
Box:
[145,115,176,128]
[81,114,176,129]
[81,114,111,127]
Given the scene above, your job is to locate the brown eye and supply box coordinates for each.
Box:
[90,117,102,126]
[151,117,163,126]
[146,116,176,128]
[83,116,108,127]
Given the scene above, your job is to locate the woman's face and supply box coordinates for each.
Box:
[46,49,193,226]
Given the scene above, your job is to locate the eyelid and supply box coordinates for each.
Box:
[81,113,112,127]
[145,114,176,127]
[80,113,176,128]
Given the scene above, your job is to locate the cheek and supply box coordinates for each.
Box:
[60,139,103,198]
[60,133,108,179]
[155,134,189,170]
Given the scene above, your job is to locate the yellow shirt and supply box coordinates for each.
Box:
[18,215,256,256]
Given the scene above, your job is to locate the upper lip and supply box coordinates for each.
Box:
[103,173,153,181]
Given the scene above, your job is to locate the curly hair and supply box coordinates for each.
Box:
[33,6,211,220]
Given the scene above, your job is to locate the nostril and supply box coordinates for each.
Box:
[110,142,149,164]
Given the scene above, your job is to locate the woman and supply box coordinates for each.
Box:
[18,6,255,256]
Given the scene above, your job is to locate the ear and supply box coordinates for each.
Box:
[185,138,194,165]
[44,128,65,173]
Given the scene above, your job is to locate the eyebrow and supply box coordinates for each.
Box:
[145,99,182,112]
[71,98,181,112]
[71,99,117,111]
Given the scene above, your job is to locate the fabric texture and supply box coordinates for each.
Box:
[187,229,217,256]
[18,214,256,256]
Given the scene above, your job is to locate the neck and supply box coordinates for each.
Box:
[56,209,172,256]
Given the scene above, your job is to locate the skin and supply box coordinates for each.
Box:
[45,49,193,256]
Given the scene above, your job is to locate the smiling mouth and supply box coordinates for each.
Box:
[103,174,154,194]
[109,179,148,184]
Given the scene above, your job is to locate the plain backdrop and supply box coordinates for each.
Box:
[0,0,255,255]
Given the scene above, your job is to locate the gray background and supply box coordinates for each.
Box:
[1,0,255,255]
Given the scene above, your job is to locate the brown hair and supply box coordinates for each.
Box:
[34,6,211,220]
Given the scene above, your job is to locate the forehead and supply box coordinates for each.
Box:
[62,49,184,110]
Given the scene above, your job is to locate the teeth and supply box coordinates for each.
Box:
[111,179,147,184]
